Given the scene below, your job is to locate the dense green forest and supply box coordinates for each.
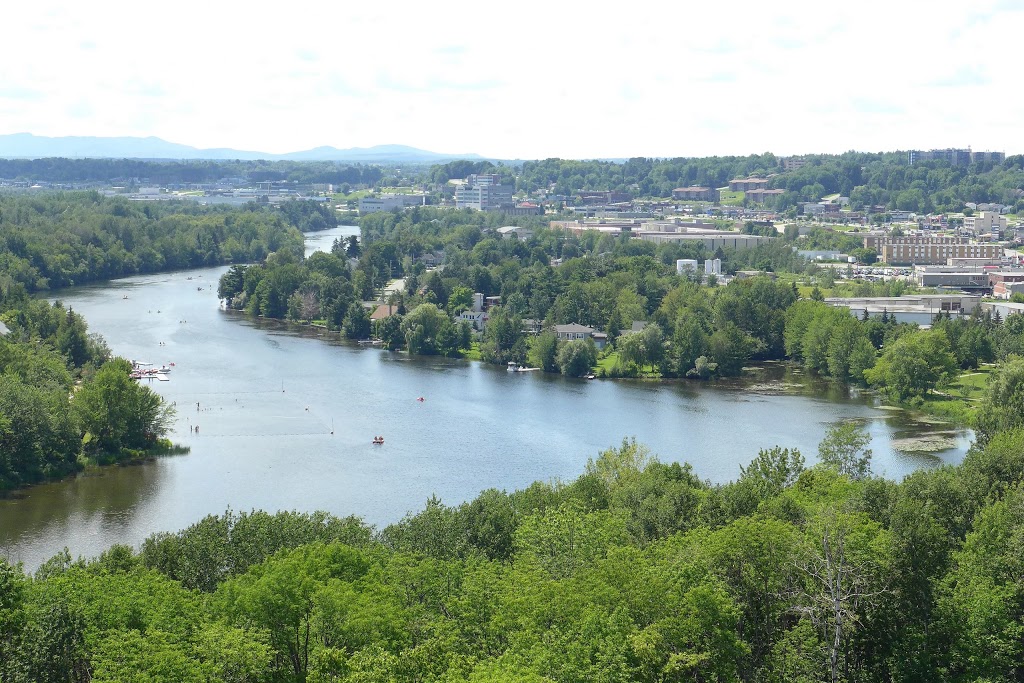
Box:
[7,151,1024,213]
[6,184,1024,682]
[0,288,173,490]
[2,423,1024,682]
[0,193,321,291]
[428,153,1024,213]
[0,193,335,490]
[0,159,384,186]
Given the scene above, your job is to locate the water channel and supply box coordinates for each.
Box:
[0,227,973,569]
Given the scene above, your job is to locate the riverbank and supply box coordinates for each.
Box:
[230,309,983,443]
[2,261,972,570]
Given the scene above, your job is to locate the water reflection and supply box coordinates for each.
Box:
[1,460,168,566]
[0,226,973,570]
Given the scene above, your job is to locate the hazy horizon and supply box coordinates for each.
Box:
[2,1,1022,159]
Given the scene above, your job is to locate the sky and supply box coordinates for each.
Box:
[1,0,1023,159]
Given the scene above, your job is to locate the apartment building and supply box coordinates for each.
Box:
[455,184,514,211]
[728,178,769,192]
[869,235,1003,265]
[672,186,719,202]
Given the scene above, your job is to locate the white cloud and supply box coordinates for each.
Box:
[0,0,1021,158]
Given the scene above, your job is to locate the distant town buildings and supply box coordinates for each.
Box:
[827,295,981,326]
[640,233,771,250]
[782,157,808,171]
[865,234,1004,265]
[963,211,1008,236]
[358,194,425,214]
[729,178,770,192]
[578,190,632,205]
[455,183,514,211]
[675,259,698,274]
[496,226,534,241]
[908,148,1005,165]
[744,188,786,203]
[672,186,720,202]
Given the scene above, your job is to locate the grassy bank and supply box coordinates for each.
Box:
[913,365,992,426]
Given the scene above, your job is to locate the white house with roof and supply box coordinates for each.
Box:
[554,323,607,349]
[457,310,488,330]
[496,226,534,241]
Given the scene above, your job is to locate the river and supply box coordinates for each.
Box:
[0,226,973,569]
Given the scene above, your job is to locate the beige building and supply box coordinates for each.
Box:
[638,232,771,250]
[672,186,719,202]
[729,178,769,192]
[745,188,786,204]
[869,235,1003,265]
[963,211,1008,235]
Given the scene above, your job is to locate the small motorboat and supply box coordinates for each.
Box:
[372,436,385,445]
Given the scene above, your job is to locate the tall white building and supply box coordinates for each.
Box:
[455,184,514,211]
[676,259,698,274]
[963,211,1008,235]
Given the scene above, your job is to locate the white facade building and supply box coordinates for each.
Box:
[676,259,698,274]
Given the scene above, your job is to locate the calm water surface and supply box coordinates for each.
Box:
[0,227,973,569]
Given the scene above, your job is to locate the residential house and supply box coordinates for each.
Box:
[496,226,534,241]
[370,304,399,321]
[458,310,488,330]
[552,323,607,349]
[672,186,720,202]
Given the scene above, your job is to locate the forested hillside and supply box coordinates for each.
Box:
[0,193,332,490]
[0,284,175,490]
[2,431,1023,682]
[0,159,384,186]
[0,193,314,291]
[429,153,1024,213]
[223,208,1024,397]
[7,150,1024,213]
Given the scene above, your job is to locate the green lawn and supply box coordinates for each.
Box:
[330,190,372,203]
[916,365,993,425]
[947,365,993,400]
[718,190,744,206]
[597,351,620,373]
[464,341,482,361]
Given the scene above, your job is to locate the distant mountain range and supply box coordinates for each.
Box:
[0,133,484,163]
